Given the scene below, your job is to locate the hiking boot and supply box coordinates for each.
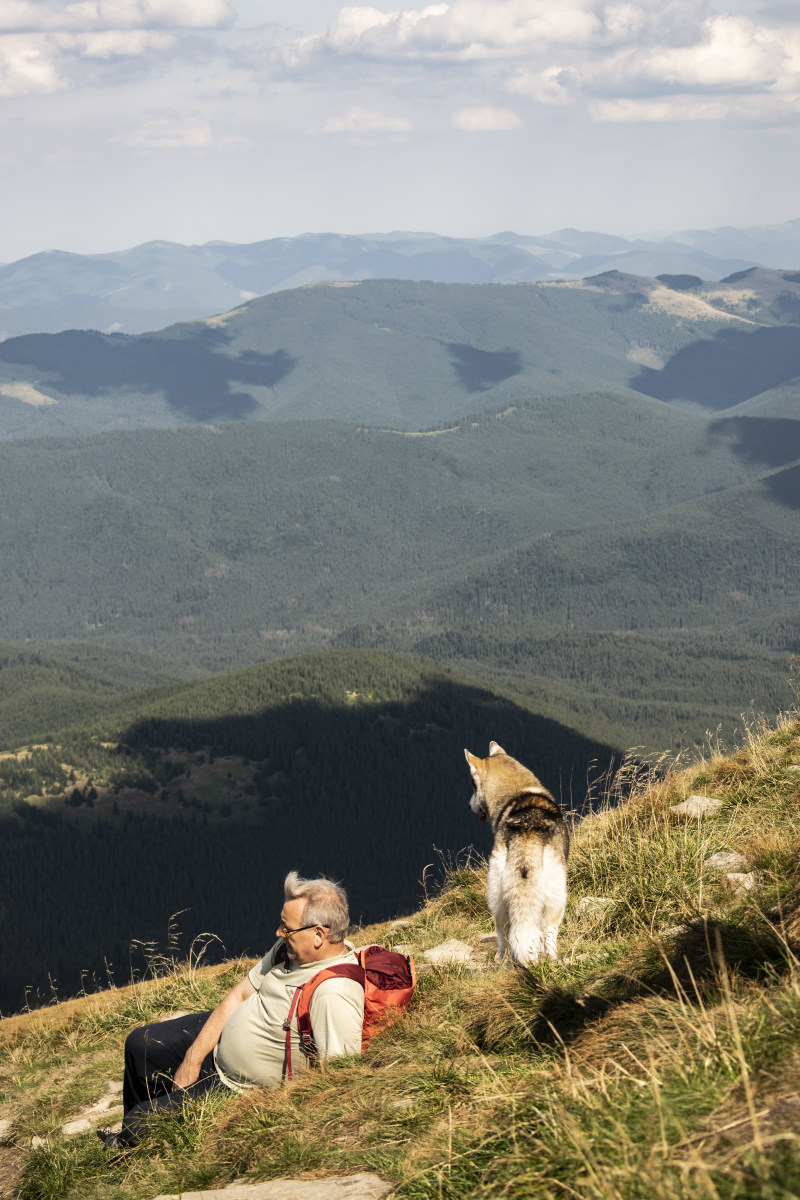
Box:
[96,1128,123,1150]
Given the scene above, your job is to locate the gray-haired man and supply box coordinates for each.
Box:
[105,872,364,1147]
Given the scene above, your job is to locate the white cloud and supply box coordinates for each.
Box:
[114,118,215,148]
[277,2,604,67]
[271,2,800,127]
[321,105,412,133]
[624,16,788,91]
[0,0,234,95]
[112,117,253,150]
[55,29,176,58]
[0,0,235,32]
[591,91,800,123]
[0,33,63,95]
[452,105,521,130]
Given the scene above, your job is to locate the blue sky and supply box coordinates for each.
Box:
[1,0,799,260]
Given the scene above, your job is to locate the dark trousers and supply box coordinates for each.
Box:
[121,1011,229,1144]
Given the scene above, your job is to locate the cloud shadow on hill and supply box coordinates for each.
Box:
[708,417,800,467]
[0,326,296,421]
[447,343,523,393]
[763,463,800,510]
[631,325,800,409]
[0,677,616,1014]
[706,417,800,510]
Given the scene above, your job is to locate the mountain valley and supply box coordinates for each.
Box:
[1,258,798,1017]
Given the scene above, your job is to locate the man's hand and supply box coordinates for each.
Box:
[168,974,257,1093]
[172,1055,202,1091]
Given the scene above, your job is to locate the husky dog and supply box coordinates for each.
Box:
[465,741,569,966]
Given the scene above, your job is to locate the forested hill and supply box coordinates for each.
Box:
[2,270,800,436]
[0,393,797,753]
[0,649,616,1015]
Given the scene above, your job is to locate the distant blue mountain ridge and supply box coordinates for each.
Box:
[1,220,799,337]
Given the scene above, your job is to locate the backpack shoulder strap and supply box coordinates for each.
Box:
[286,963,366,1079]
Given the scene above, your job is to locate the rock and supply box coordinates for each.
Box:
[671,795,723,818]
[706,852,748,873]
[391,943,414,956]
[390,1098,415,1110]
[723,872,758,892]
[788,765,800,772]
[389,918,413,931]
[423,939,480,967]
[661,925,689,939]
[577,896,613,914]
[30,1136,47,1149]
[60,1079,126,1137]
[61,1118,93,1137]
[475,934,498,951]
[0,1118,13,1141]
[152,1173,394,1200]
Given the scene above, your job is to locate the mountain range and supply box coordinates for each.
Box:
[0,268,798,754]
[2,252,799,1014]
[2,268,800,438]
[1,218,800,337]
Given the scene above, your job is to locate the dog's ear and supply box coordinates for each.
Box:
[488,741,506,757]
[464,749,481,780]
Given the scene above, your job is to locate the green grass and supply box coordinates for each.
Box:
[4,704,800,1199]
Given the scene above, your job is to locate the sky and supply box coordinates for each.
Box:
[1,0,800,261]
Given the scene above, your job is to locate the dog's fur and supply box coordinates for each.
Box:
[465,741,569,965]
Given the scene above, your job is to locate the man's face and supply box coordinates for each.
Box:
[277,897,323,964]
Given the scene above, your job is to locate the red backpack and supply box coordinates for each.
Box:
[283,945,416,1080]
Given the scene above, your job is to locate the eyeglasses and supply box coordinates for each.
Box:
[278,922,329,938]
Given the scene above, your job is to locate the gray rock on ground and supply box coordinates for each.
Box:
[671,795,723,818]
[61,1079,124,1137]
[577,896,614,914]
[723,872,759,892]
[423,939,481,967]
[706,852,748,873]
[153,1174,393,1200]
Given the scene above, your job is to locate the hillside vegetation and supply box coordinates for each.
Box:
[0,393,797,754]
[3,272,800,436]
[3,699,800,1200]
[0,649,615,1016]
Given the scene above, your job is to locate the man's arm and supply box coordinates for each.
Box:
[172,975,257,1090]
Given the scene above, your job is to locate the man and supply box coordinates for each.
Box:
[106,871,364,1147]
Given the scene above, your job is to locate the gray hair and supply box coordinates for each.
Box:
[283,871,350,942]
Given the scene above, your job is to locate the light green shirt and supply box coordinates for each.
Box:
[214,940,364,1089]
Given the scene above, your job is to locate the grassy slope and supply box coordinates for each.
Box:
[4,701,800,1200]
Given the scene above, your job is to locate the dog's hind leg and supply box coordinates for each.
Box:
[491,899,511,964]
[544,924,560,959]
[507,922,546,967]
[486,850,511,964]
